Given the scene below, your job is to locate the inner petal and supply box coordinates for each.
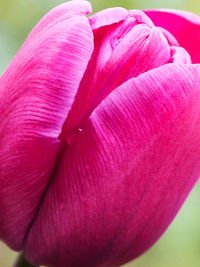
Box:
[60,13,171,142]
[59,9,191,144]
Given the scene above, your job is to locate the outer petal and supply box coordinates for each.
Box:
[0,5,93,250]
[25,64,200,267]
[144,9,200,63]
[19,1,92,44]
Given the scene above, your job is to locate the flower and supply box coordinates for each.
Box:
[0,1,200,266]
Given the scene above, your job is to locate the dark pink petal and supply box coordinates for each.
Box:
[61,10,172,140]
[0,6,93,250]
[144,9,200,63]
[25,64,200,267]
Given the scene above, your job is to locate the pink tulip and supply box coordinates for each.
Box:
[0,1,200,266]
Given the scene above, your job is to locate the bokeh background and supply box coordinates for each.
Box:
[0,0,200,266]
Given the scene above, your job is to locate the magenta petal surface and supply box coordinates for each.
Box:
[0,5,93,250]
[25,64,200,267]
[144,9,200,63]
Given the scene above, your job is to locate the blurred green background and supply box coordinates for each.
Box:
[0,0,200,266]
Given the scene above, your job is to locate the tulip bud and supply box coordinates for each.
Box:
[0,1,200,267]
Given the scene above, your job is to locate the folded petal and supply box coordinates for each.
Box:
[170,46,191,63]
[25,64,200,267]
[61,10,172,140]
[0,9,93,250]
[144,9,200,63]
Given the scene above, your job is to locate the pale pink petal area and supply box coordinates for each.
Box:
[25,64,200,267]
[89,7,128,30]
[128,9,154,26]
[61,10,172,141]
[144,10,200,63]
[25,1,92,42]
[170,46,191,63]
[0,12,93,250]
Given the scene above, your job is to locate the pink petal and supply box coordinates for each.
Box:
[60,10,172,141]
[144,9,200,63]
[25,64,200,267]
[0,9,93,250]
